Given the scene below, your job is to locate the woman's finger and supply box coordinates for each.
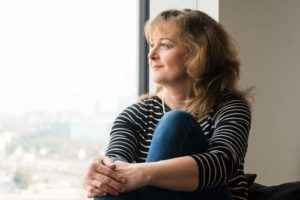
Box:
[102,156,116,169]
[85,161,110,179]
[86,180,118,197]
[95,164,125,183]
[86,185,106,198]
[86,179,102,189]
[92,173,124,193]
[101,183,120,196]
[87,178,121,196]
[85,166,124,193]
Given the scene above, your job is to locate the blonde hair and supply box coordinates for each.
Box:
[141,9,254,119]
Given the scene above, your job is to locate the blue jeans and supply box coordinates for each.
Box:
[95,110,232,200]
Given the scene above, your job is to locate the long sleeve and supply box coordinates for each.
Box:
[105,103,147,163]
[190,97,251,191]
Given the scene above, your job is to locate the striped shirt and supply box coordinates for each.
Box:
[106,93,252,200]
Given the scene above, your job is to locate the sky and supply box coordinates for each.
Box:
[0,0,138,114]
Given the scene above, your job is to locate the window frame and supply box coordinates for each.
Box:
[138,0,150,95]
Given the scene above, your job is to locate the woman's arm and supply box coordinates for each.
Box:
[84,156,126,197]
[141,156,199,191]
[105,103,142,162]
[84,102,147,197]
[116,97,251,193]
[113,156,199,192]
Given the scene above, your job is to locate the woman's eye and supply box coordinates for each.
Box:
[149,43,154,48]
[160,43,173,49]
[148,42,174,50]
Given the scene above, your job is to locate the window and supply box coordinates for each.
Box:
[0,1,139,199]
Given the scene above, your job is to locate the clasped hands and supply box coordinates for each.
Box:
[84,156,148,198]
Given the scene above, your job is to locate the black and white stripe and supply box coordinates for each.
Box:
[105,93,251,200]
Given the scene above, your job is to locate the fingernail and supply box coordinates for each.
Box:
[110,164,116,169]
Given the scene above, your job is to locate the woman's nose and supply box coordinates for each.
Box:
[148,48,159,60]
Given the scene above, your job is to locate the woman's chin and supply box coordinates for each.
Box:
[151,77,166,85]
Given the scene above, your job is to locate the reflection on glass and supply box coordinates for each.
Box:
[0,0,138,199]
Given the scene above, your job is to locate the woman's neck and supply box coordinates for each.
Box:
[159,83,193,110]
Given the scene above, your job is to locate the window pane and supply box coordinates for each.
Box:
[0,1,138,199]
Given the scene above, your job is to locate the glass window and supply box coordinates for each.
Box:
[0,1,138,199]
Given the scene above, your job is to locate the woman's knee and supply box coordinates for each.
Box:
[159,110,194,131]
[159,110,193,129]
[153,110,195,140]
[160,110,193,127]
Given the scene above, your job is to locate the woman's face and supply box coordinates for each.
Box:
[148,22,190,86]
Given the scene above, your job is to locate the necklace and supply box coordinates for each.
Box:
[161,92,190,114]
[162,94,166,114]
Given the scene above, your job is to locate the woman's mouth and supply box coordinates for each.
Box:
[152,65,163,70]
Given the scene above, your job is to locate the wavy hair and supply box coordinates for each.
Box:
[142,9,253,119]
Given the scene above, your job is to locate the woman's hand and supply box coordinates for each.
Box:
[114,161,150,192]
[84,156,127,198]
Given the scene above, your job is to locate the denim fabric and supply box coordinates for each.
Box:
[95,110,231,200]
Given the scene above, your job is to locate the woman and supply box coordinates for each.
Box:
[84,9,253,200]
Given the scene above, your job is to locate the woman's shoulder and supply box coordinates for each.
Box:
[218,90,251,108]
[122,94,162,113]
[138,93,162,106]
[212,90,252,121]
